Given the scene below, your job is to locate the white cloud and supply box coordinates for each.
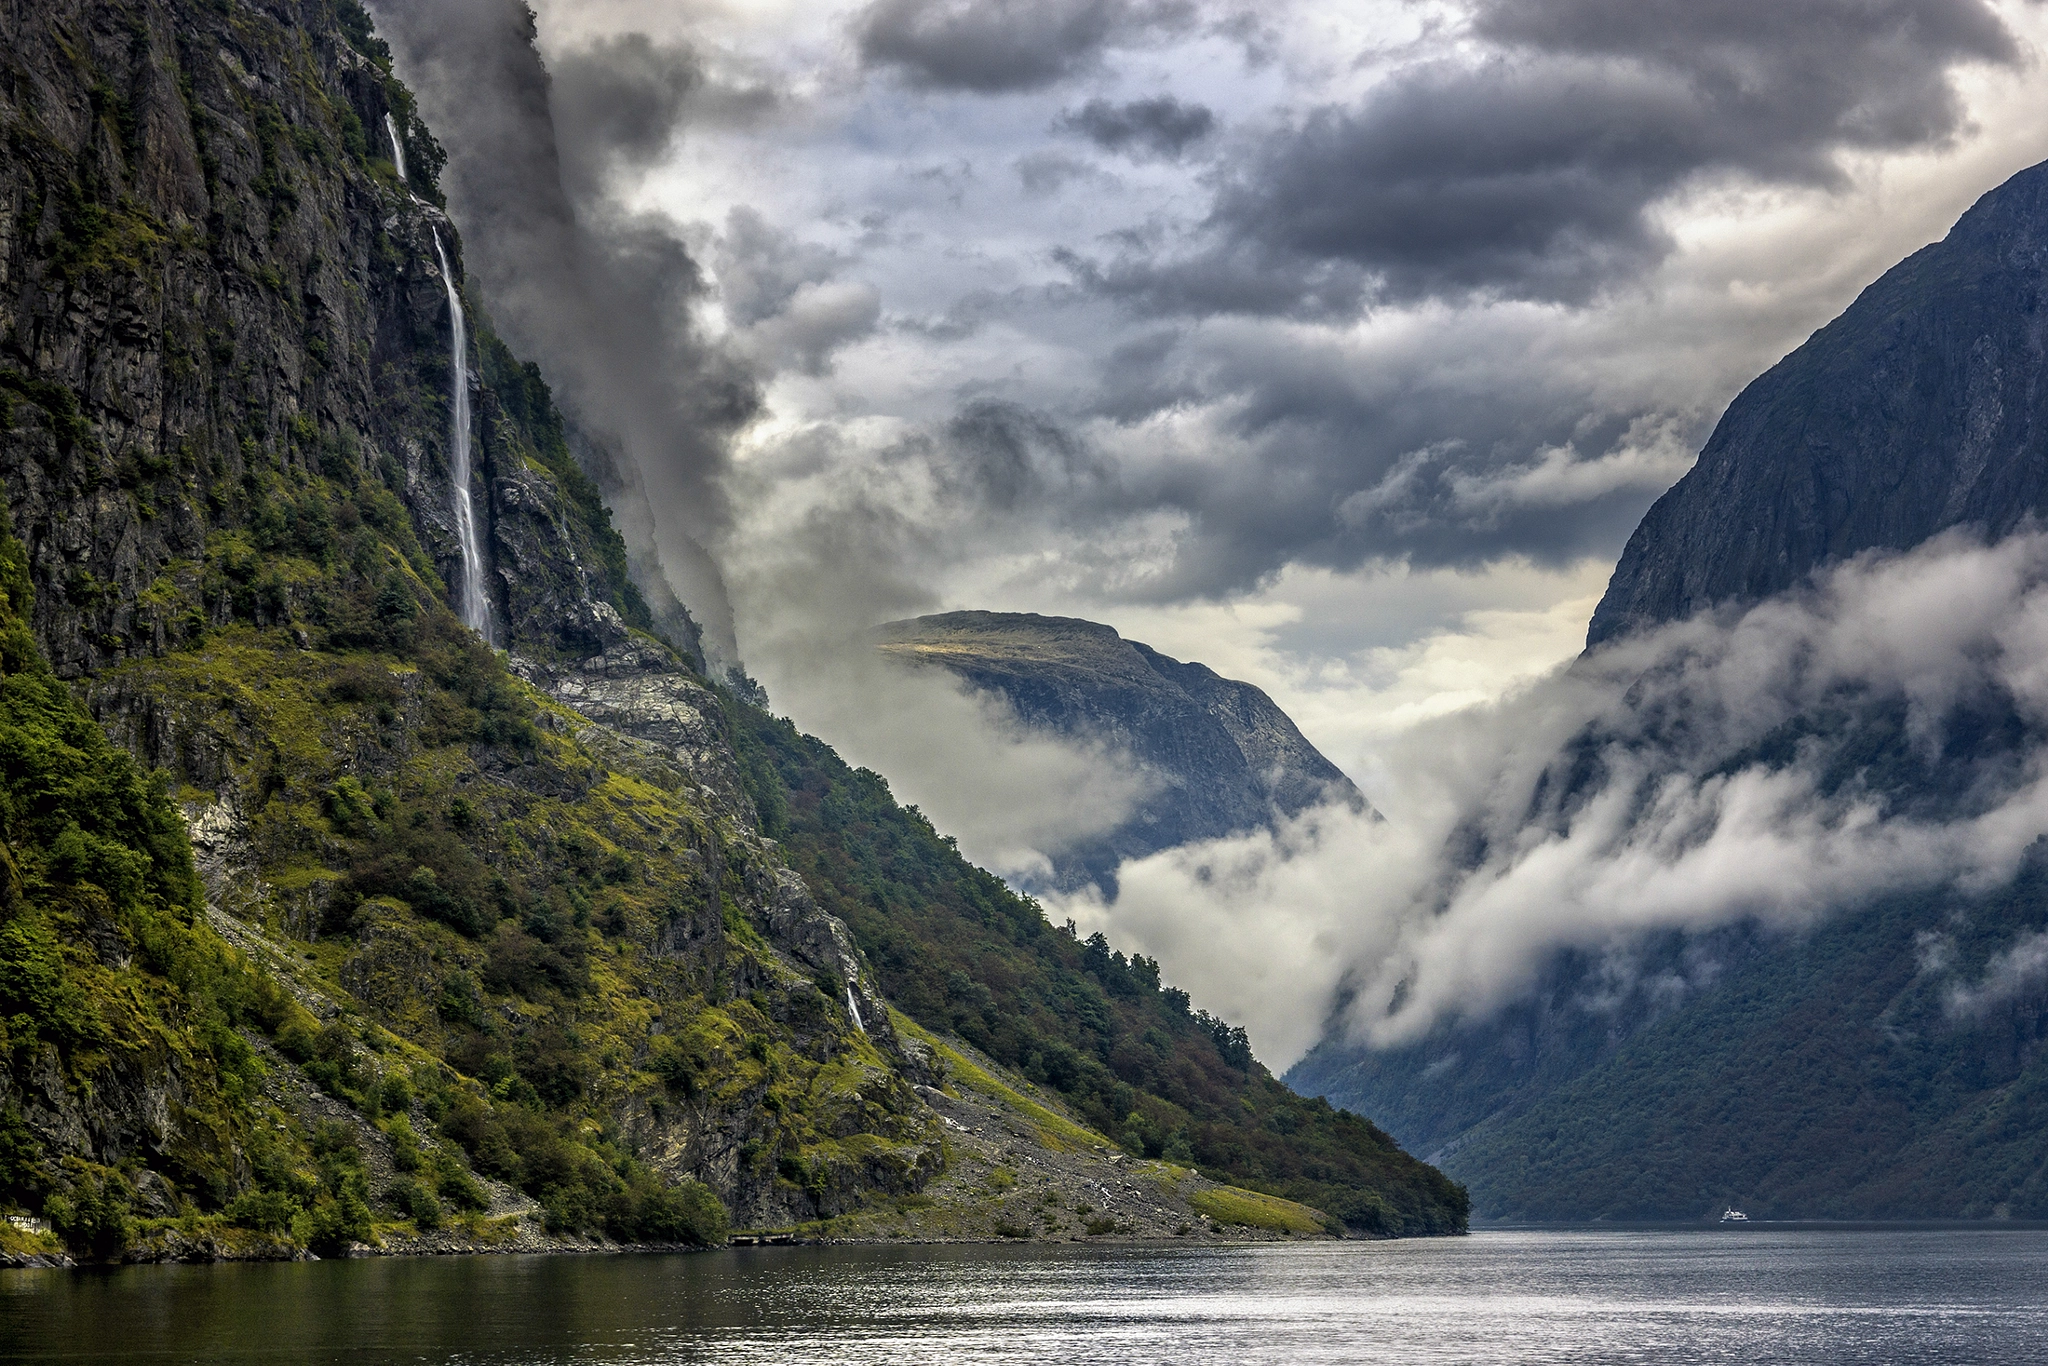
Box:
[1056,533,2048,1069]
[1948,929,2048,1016]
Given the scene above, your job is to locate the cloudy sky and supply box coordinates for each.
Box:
[385,0,2048,1062]
[513,0,2048,773]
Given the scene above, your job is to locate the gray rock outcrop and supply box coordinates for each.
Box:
[1588,159,2048,647]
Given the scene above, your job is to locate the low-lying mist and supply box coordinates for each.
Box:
[733,571,1156,885]
[1045,530,2048,1069]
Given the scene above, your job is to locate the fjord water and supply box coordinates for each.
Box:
[7,1231,2048,1365]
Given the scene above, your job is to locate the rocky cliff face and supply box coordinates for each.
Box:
[875,611,1365,891]
[1588,159,2048,647]
[4,0,472,675]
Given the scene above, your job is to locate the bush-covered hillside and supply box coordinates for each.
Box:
[726,705,1470,1236]
[1418,864,2048,1221]
[0,512,274,1258]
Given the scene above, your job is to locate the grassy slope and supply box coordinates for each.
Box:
[725,704,1469,1236]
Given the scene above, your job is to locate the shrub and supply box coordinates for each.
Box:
[605,1174,727,1246]
[648,1034,705,1096]
[300,1189,373,1254]
[390,1176,443,1230]
[434,1159,490,1213]
[387,1113,422,1172]
[226,1188,300,1234]
[436,973,487,1027]
[378,1072,415,1117]
[46,1162,133,1259]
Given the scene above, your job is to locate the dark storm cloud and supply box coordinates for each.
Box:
[1213,62,1695,306]
[1083,328,1199,421]
[550,30,776,180]
[1075,0,2022,311]
[1016,150,1119,196]
[369,0,760,658]
[1138,410,1666,599]
[548,33,703,175]
[1055,241,1368,321]
[1471,0,2018,125]
[716,206,844,327]
[1059,95,1215,159]
[941,400,1117,511]
[854,0,1196,93]
[869,362,1673,606]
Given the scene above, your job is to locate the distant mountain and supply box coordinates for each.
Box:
[875,611,1365,891]
[1292,157,2048,1223]
[1588,159,2048,647]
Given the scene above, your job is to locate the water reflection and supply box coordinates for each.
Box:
[5,1231,2047,1364]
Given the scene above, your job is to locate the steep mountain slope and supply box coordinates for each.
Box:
[876,611,1364,891]
[0,0,1464,1258]
[1587,160,2048,647]
[1291,156,2048,1222]
[727,703,1464,1236]
[0,0,927,1251]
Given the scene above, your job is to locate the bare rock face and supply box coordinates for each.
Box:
[876,610,1366,891]
[1588,158,2048,647]
[509,641,753,821]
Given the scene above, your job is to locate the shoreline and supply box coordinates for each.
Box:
[18,1217,2046,1271]
[2,1205,1348,1271]
[0,1227,1326,1272]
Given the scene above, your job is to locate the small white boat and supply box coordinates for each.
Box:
[1719,1207,1750,1223]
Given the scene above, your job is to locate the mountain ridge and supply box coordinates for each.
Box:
[875,609,1365,892]
[1588,158,2048,647]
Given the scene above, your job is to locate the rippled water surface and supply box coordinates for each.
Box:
[7,1230,2048,1364]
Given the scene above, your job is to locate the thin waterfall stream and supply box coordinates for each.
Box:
[431,231,491,642]
[383,112,409,183]
[389,114,491,643]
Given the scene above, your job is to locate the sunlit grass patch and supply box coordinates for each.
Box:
[890,1011,1104,1152]
[1189,1187,1326,1234]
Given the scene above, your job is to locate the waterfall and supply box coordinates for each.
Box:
[845,986,867,1034]
[431,230,491,643]
[387,110,490,641]
[384,112,409,183]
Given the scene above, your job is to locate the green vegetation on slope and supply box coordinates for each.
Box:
[1442,865,2048,1221]
[724,704,1469,1236]
[0,514,312,1255]
[0,0,899,1250]
[0,480,744,1256]
[63,341,927,1248]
